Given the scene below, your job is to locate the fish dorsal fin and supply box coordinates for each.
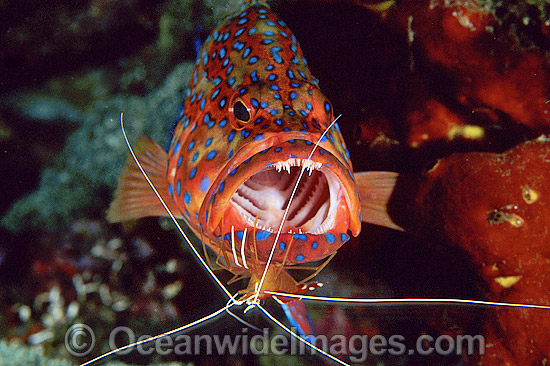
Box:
[107,136,182,222]
[354,171,404,231]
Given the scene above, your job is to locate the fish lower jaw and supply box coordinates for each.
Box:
[227,162,342,235]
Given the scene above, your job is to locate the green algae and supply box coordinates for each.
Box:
[1,63,193,233]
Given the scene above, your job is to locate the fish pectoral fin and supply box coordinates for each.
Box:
[107,136,181,223]
[354,171,404,232]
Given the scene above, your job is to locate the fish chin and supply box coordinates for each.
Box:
[229,160,341,235]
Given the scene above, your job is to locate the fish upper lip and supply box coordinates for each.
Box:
[201,132,361,237]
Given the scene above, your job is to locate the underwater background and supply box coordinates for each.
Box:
[2,0,550,365]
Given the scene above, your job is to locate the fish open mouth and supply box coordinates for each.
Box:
[202,137,361,265]
[229,158,339,235]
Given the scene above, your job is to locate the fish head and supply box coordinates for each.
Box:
[199,77,361,265]
[166,3,361,266]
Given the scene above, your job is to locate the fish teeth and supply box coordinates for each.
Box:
[272,158,322,174]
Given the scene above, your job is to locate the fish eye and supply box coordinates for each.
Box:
[233,100,250,121]
[230,98,253,129]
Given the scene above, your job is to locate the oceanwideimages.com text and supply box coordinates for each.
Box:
[66,324,485,362]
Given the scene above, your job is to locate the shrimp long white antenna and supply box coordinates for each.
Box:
[264,291,550,309]
[119,113,232,300]
[80,305,229,366]
[85,115,263,366]
[252,114,342,304]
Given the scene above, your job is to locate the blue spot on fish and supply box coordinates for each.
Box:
[293,234,307,241]
[211,88,220,100]
[326,233,335,243]
[235,27,245,37]
[184,192,191,205]
[234,41,245,51]
[206,150,217,160]
[200,177,210,192]
[256,231,271,241]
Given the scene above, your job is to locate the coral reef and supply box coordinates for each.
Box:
[1,217,203,363]
[414,136,550,365]
[0,339,188,366]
